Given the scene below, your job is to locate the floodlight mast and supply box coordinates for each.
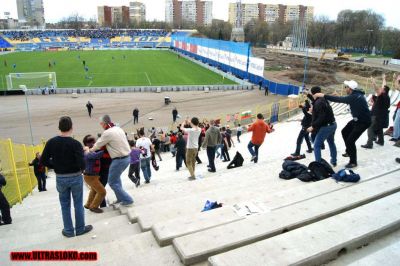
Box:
[20,85,34,145]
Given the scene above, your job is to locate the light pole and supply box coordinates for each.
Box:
[20,85,34,145]
[366,29,373,54]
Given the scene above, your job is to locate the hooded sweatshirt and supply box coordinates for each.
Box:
[324,90,371,124]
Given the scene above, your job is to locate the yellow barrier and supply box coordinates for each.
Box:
[0,139,44,206]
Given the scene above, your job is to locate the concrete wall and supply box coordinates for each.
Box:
[25,84,254,95]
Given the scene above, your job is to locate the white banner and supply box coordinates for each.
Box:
[177,42,265,77]
[249,57,265,77]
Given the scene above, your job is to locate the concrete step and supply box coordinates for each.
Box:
[327,228,400,265]
[346,241,400,266]
[173,171,400,265]
[131,152,400,232]
[152,163,399,247]
[131,176,305,231]
[1,214,140,253]
[124,159,284,208]
[101,246,183,266]
[153,207,244,247]
[0,207,120,236]
[207,191,400,266]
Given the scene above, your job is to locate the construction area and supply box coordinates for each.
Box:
[254,48,400,92]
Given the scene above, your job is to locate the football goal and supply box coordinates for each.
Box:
[6,72,57,91]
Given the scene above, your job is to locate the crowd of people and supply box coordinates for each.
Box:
[1,29,169,41]
[1,75,400,234]
[292,76,400,169]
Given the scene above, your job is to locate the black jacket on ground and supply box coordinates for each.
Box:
[371,93,391,128]
[325,90,371,124]
[311,97,335,132]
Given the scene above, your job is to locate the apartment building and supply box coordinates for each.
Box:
[165,0,212,28]
[129,1,146,24]
[228,2,313,25]
[98,6,130,27]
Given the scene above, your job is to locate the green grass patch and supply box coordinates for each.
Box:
[0,50,236,91]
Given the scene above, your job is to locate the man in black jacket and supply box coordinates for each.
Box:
[29,152,47,192]
[172,108,178,123]
[41,116,93,237]
[314,80,371,168]
[292,100,313,156]
[362,76,391,149]
[133,107,139,125]
[307,86,337,167]
[0,171,12,225]
[175,132,186,171]
[86,101,93,118]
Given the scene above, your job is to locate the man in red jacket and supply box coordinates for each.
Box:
[247,113,274,163]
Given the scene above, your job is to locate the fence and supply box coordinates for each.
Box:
[0,139,44,206]
[164,95,303,133]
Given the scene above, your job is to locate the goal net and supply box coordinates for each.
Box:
[6,72,57,91]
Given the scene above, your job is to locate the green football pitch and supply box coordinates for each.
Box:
[0,50,236,90]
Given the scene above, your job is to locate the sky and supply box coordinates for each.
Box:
[0,0,398,28]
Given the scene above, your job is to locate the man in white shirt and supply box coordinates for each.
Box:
[180,117,201,180]
[91,115,133,206]
[135,129,153,183]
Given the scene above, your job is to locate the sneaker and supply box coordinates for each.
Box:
[361,144,372,149]
[76,225,93,236]
[208,169,216,173]
[135,178,140,188]
[342,153,349,157]
[306,149,314,153]
[110,200,121,205]
[62,230,75,238]
[345,163,357,169]
[389,138,398,142]
[145,180,150,184]
[120,202,133,207]
[250,156,256,162]
[188,176,196,181]
[90,208,104,213]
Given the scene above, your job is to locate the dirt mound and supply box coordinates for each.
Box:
[285,70,337,86]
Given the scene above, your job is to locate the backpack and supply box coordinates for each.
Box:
[296,172,315,182]
[308,159,335,181]
[332,169,360,183]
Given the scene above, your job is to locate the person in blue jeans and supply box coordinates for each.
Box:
[135,128,153,183]
[41,116,93,237]
[307,87,337,167]
[91,115,133,205]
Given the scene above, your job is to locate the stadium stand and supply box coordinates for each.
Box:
[0,35,12,48]
[0,29,171,50]
[1,90,399,265]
